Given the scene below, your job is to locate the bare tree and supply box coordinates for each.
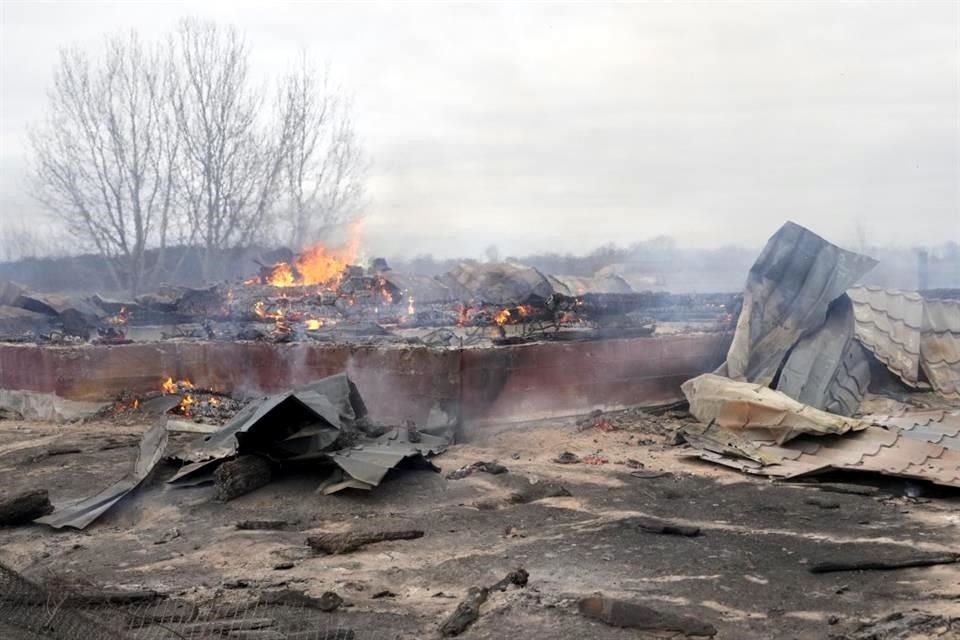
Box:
[168,19,287,280]
[28,33,178,296]
[276,59,365,250]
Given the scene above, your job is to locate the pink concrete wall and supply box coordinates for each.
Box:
[460,333,730,424]
[0,333,730,426]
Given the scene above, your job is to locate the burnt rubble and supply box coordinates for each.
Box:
[0,250,739,347]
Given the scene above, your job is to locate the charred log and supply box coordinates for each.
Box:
[0,489,54,526]
[213,456,273,502]
[306,529,424,554]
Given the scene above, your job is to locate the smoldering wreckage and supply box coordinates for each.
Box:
[0,220,958,639]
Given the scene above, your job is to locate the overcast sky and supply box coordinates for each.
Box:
[1,1,958,258]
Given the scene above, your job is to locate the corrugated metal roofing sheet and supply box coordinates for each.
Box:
[848,287,960,398]
[688,424,960,488]
[864,410,960,451]
[719,221,877,387]
[775,295,870,416]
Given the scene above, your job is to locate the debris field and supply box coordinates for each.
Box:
[1,220,959,639]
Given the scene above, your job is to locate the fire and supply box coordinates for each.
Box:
[374,277,395,305]
[161,377,195,395]
[253,301,284,321]
[257,222,364,289]
[179,394,195,416]
[517,304,532,317]
[108,307,130,325]
[305,318,322,331]
[267,262,296,287]
[132,398,140,410]
[495,308,512,326]
[457,304,469,327]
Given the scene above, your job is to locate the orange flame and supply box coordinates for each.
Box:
[305,318,322,331]
[179,394,195,416]
[108,307,130,325]
[495,308,512,326]
[260,222,364,289]
[267,262,296,287]
[162,377,194,395]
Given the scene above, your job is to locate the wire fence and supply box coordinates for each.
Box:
[0,562,361,640]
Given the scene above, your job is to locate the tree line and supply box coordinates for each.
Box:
[27,18,365,295]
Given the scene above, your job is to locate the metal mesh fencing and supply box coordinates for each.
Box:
[0,562,364,640]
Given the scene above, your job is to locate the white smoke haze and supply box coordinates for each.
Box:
[1,1,958,261]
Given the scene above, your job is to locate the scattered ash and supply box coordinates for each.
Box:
[170,391,244,424]
[92,385,243,426]
[575,406,696,443]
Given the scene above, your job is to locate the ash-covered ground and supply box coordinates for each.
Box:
[1,411,958,639]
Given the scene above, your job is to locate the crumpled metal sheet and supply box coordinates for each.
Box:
[719,222,877,386]
[775,295,870,416]
[848,288,960,398]
[685,424,960,489]
[169,373,362,483]
[169,372,445,493]
[36,422,168,529]
[321,428,448,492]
[682,373,869,444]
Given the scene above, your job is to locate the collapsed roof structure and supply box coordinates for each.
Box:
[683,221,960,488]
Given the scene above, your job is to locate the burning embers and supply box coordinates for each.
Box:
[161,377,198,416]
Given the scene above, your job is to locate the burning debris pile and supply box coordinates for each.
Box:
[678,221,960,489]
[94,377,242,426]
[0,238,738,346]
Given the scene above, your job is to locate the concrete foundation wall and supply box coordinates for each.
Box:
[0,333,730,426]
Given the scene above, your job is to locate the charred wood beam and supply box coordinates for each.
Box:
[213,456,273,502]
[0,489,54,526]
[306,529,424,554]
[810,553,960,574]
[439,568,528,637]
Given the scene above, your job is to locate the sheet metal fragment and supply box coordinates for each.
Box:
[719,221,876,386]
[36,421,168,529]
